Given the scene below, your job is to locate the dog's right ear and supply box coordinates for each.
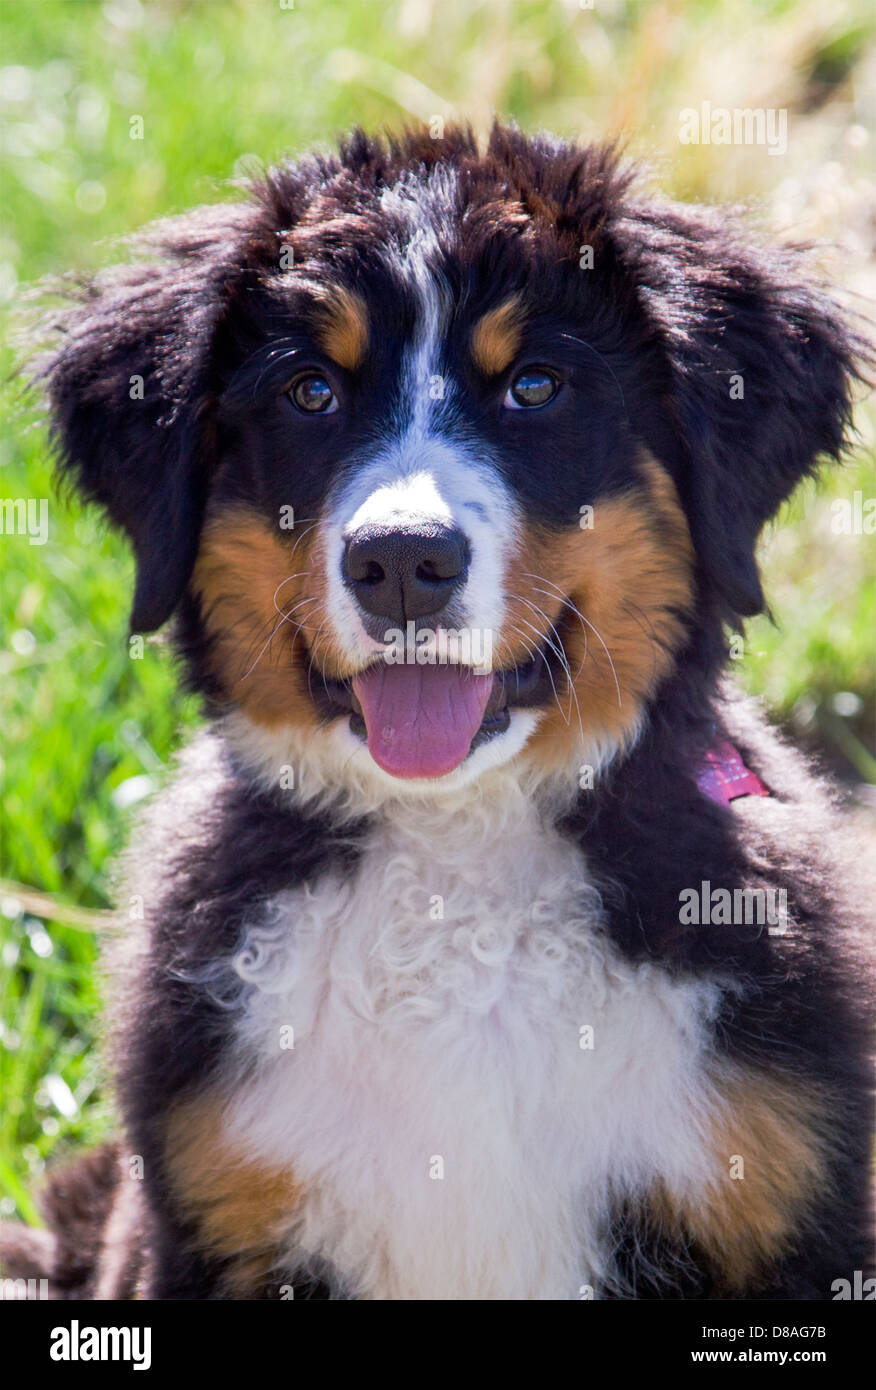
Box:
[34,202,253,632]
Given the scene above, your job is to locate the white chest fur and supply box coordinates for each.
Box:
[217,777,724,1299]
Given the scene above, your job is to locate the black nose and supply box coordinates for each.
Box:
[343,524,470,627]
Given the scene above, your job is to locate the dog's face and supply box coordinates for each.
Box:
[193,157,695,788]
[42,126,857,794]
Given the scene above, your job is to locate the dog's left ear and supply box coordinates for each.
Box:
[625,207,865,617]
[34,202,253,632]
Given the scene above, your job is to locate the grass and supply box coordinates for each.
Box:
[1,0,874,1215]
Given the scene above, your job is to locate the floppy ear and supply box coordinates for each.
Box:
[34,202,253,632]
[624,206,865,617]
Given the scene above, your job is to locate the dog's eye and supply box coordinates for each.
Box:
[504,369,559,410]
[289,374,338,414]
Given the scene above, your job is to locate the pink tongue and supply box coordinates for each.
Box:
[352,663,494,779]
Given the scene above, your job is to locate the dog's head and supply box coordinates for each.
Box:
[40,124,860,794]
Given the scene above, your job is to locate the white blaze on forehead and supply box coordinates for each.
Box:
[379,174,455,441]
[346,471,454,534]
[320,170,519,671]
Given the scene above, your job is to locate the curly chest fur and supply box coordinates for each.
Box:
[181,787,728,1299]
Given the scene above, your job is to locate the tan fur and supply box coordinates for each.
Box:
[192,506,342,728]
[165,1094,301,1296]
[502,454,695,769]
[649,1068,828,1292]
[470,297,523,376]
[313,286,369,371]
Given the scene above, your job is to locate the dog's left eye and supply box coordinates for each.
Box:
[503,369,559,410]
[289,374,338,414]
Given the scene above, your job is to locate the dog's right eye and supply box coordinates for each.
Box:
[504,368,559,410]
[289,374,338,414]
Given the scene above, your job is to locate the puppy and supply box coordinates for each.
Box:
[4,123,873,1300]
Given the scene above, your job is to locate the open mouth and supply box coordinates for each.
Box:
[313,634,560,780]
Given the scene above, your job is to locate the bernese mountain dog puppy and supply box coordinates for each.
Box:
[4,123,873,1301]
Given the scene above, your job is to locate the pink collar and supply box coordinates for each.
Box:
[697,740,769,806]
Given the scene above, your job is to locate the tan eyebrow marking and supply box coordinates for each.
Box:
[470,296,524,376]
[313,286,369,371]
